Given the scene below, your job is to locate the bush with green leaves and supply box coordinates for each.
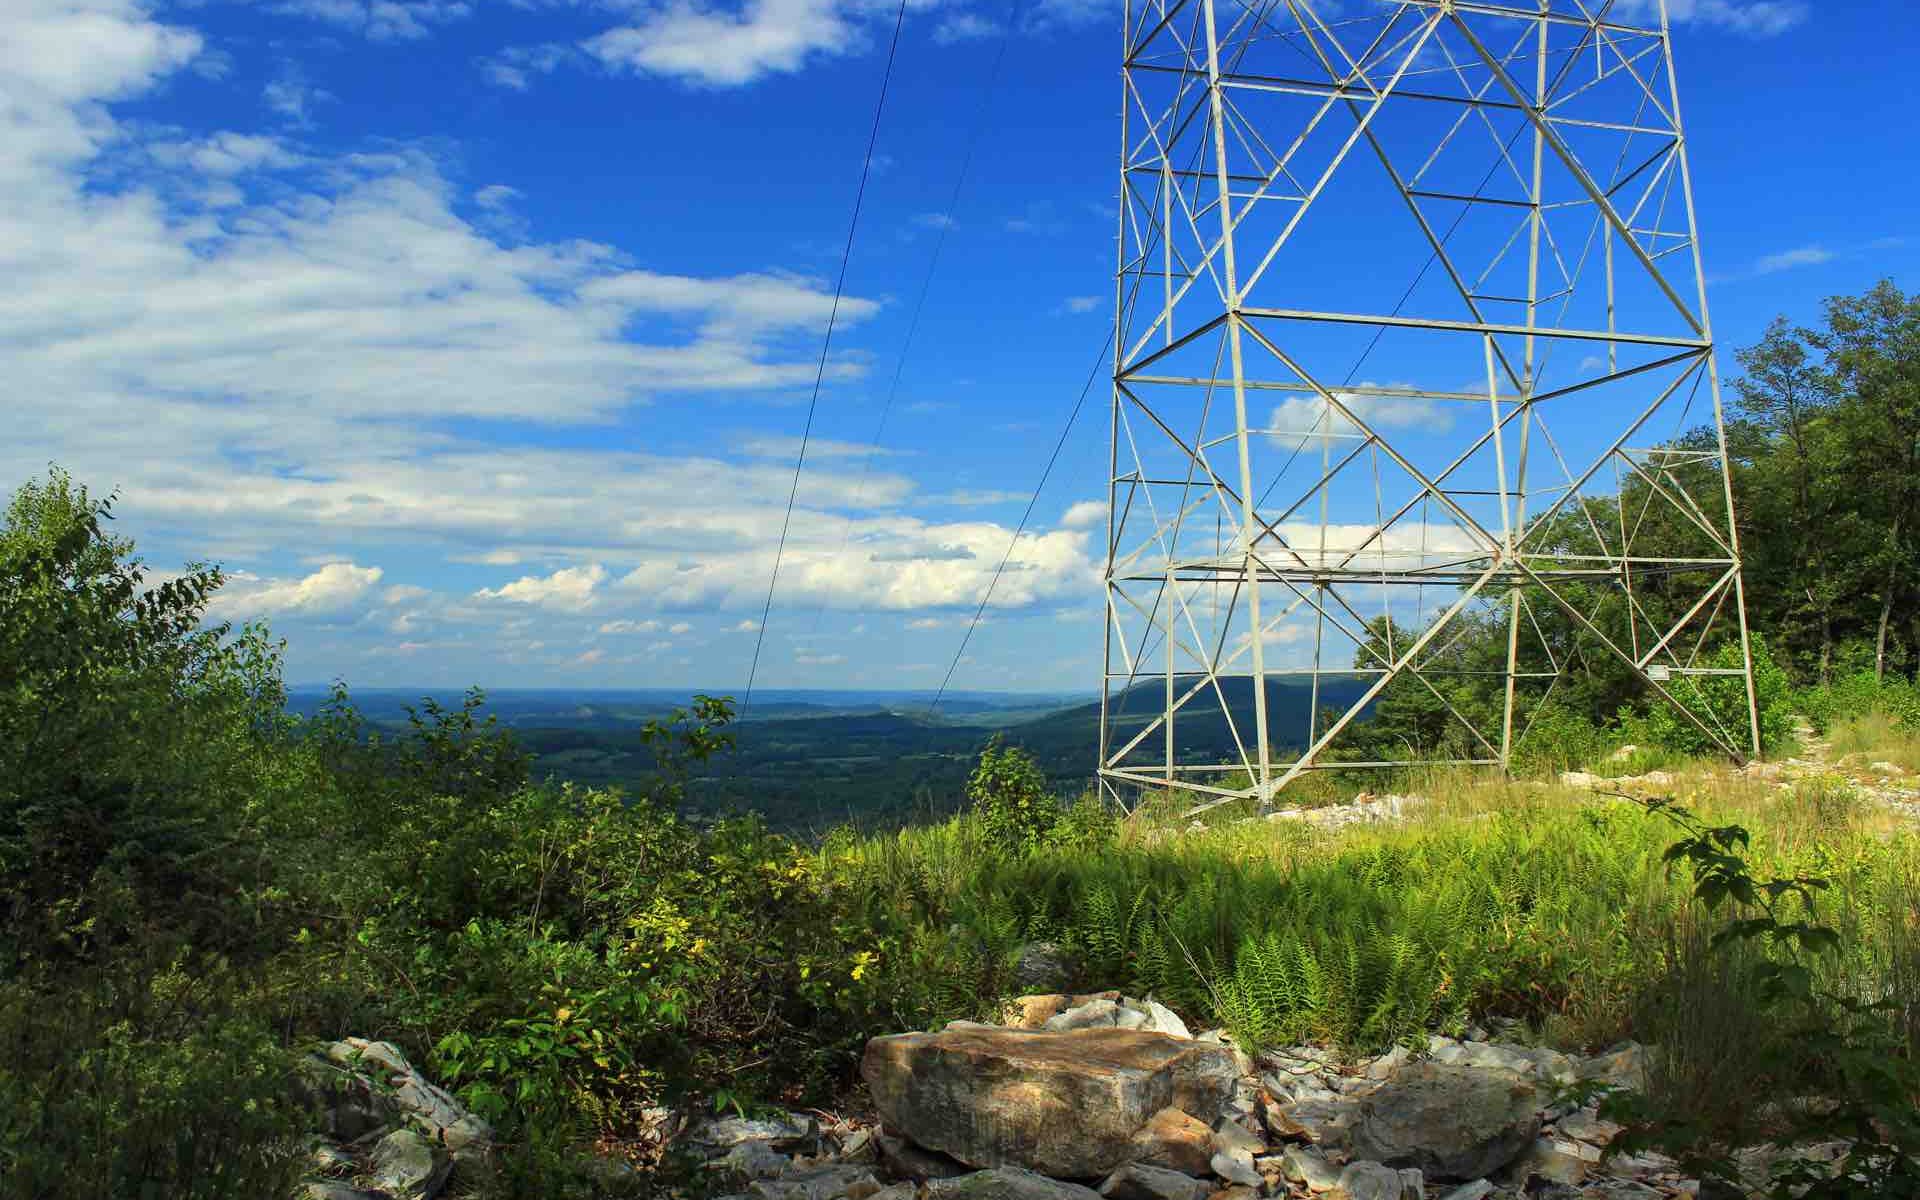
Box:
[967,735,1062,852]
[1623,635,1797,757]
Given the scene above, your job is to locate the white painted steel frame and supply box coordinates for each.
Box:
[1097,0,1759,814]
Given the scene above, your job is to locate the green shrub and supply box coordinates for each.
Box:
[1626,635,1795,756]
[967,736,1061,852]
[1798,668,1920,734]
[0,956,304,1200]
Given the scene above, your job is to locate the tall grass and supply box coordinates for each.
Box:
[1830,711,1920,772]
[830,763,1920,1065]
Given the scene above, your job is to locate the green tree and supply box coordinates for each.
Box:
[1815,281,1920,681]
[0,469,291,964]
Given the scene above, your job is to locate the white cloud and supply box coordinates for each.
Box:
[262,69,330,125]
[615,519,1093,611]
[473,183,519,210]
[795,651,845,666]
[1060,499,1106,529]
[1752,245,1833,276]
[0,0,1110,688]
[473,563,608,612]
[1620,0,1807,35]
[480,43,573,90]
[213,561,383,616]
[271,0,474,41]
[585,0,862,87]
[148,132,302,176]
[598,618,662,634]
[741,435,895,460]
[727,619,760,633]
[1268,383,1453,446]
[1062,295,1101,314]
[932,11,998,42]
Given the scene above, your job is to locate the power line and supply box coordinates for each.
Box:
[742,0,911,713]
[807,0,1023,637]
[929,326,1115,716]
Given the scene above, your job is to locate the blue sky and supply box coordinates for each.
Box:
[4,0,1914,693]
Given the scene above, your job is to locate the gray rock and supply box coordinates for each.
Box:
[691,1113,820,1152]
[1209,1147,1262,1188]
[928,1167,1105,1200]
[1011,942,1080,994]
[1438,1181,1496,1200]
[1348,1063,1542,1180]
[1280,1145,1344,1192]
[837,1127,878,1164]
[1143,1001,1191,1040]
[1426,1036,1576,1085]
[748,1165,883,1200]
[1113,1006,1152,1031]
[294,1056,401,1142]
[871,1187,919,1200]
[1265,1094,1361,1146]
[1577,1042,1650,1094]
[862,1027,1239,1178]
[1331,1160,1417,1200]
[1552,1107,1622,1147]
[366,1128,450,1200]
[1210,1118,1264,1158]
[1499,1137,1588,1187]
[1363,1046,1412,1080]
[715,1142,793,1180]
[1045,999,1122,1032]
[1097,1163,1213,1200]
[322,1037,493,1154]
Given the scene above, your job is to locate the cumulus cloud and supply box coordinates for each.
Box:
[585,0,862,87]
[616,520,1093,611]
[213,561,384,616]
[474,564,609,612]
[0,0,1109,689]
[1060,500,1106,529]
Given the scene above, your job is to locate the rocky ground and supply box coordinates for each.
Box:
[294,989,1857,1200]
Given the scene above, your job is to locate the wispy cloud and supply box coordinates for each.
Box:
[1753,245,1834,275]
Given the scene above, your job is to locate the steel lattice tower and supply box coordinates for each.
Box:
[1098,0,1760,811]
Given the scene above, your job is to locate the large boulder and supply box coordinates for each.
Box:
[1347,1063,1541,1181]
[862,1027,1239,1179]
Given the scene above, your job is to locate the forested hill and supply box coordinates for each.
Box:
[288,676,1372,832]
